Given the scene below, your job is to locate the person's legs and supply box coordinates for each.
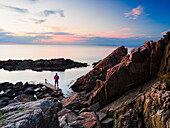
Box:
[55,80,57,89]
[57,80,59,88]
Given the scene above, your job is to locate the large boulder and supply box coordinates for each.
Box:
[0,99,60,128]
[71,46,127,92]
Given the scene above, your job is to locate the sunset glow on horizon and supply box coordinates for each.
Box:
[0,0,169,46]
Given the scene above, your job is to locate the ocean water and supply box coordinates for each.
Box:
[0,44,133,96]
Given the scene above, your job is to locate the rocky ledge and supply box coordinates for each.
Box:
[0,58,88,71]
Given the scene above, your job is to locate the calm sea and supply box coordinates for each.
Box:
[0,44,133,96]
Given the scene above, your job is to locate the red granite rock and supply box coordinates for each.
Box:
[89,32,170,105]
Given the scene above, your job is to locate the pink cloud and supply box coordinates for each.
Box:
[100,31,115,34]
[39,35,84,43]
[44,25,68,31]
[44,25,80,32]
[124,5,143,19]
[119,28,131,32]
[89,33,146,38]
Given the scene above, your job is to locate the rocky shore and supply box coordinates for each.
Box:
[0,32,169,128]
[0,82,63,109]
[0,82,63,128]
[0,58,88,71]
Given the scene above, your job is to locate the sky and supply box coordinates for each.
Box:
[0,0,169,46]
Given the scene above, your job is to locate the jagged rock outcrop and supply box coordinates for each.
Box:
[71,46,127,92]
[0,58,88,71]
[89,32,170,105]
[0,99,61,128]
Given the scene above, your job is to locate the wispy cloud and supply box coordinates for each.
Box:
[124,5,143,19]
[31,19,46,24]
[43,25,80,32]
[2,5,28,13]
[0,28,52,44]
[43,9,65,17]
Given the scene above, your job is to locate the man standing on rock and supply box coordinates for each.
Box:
[54,73,59,90]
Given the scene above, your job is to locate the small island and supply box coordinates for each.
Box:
[0,58,88,71]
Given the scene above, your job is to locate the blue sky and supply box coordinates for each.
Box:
[0,0,169,46]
